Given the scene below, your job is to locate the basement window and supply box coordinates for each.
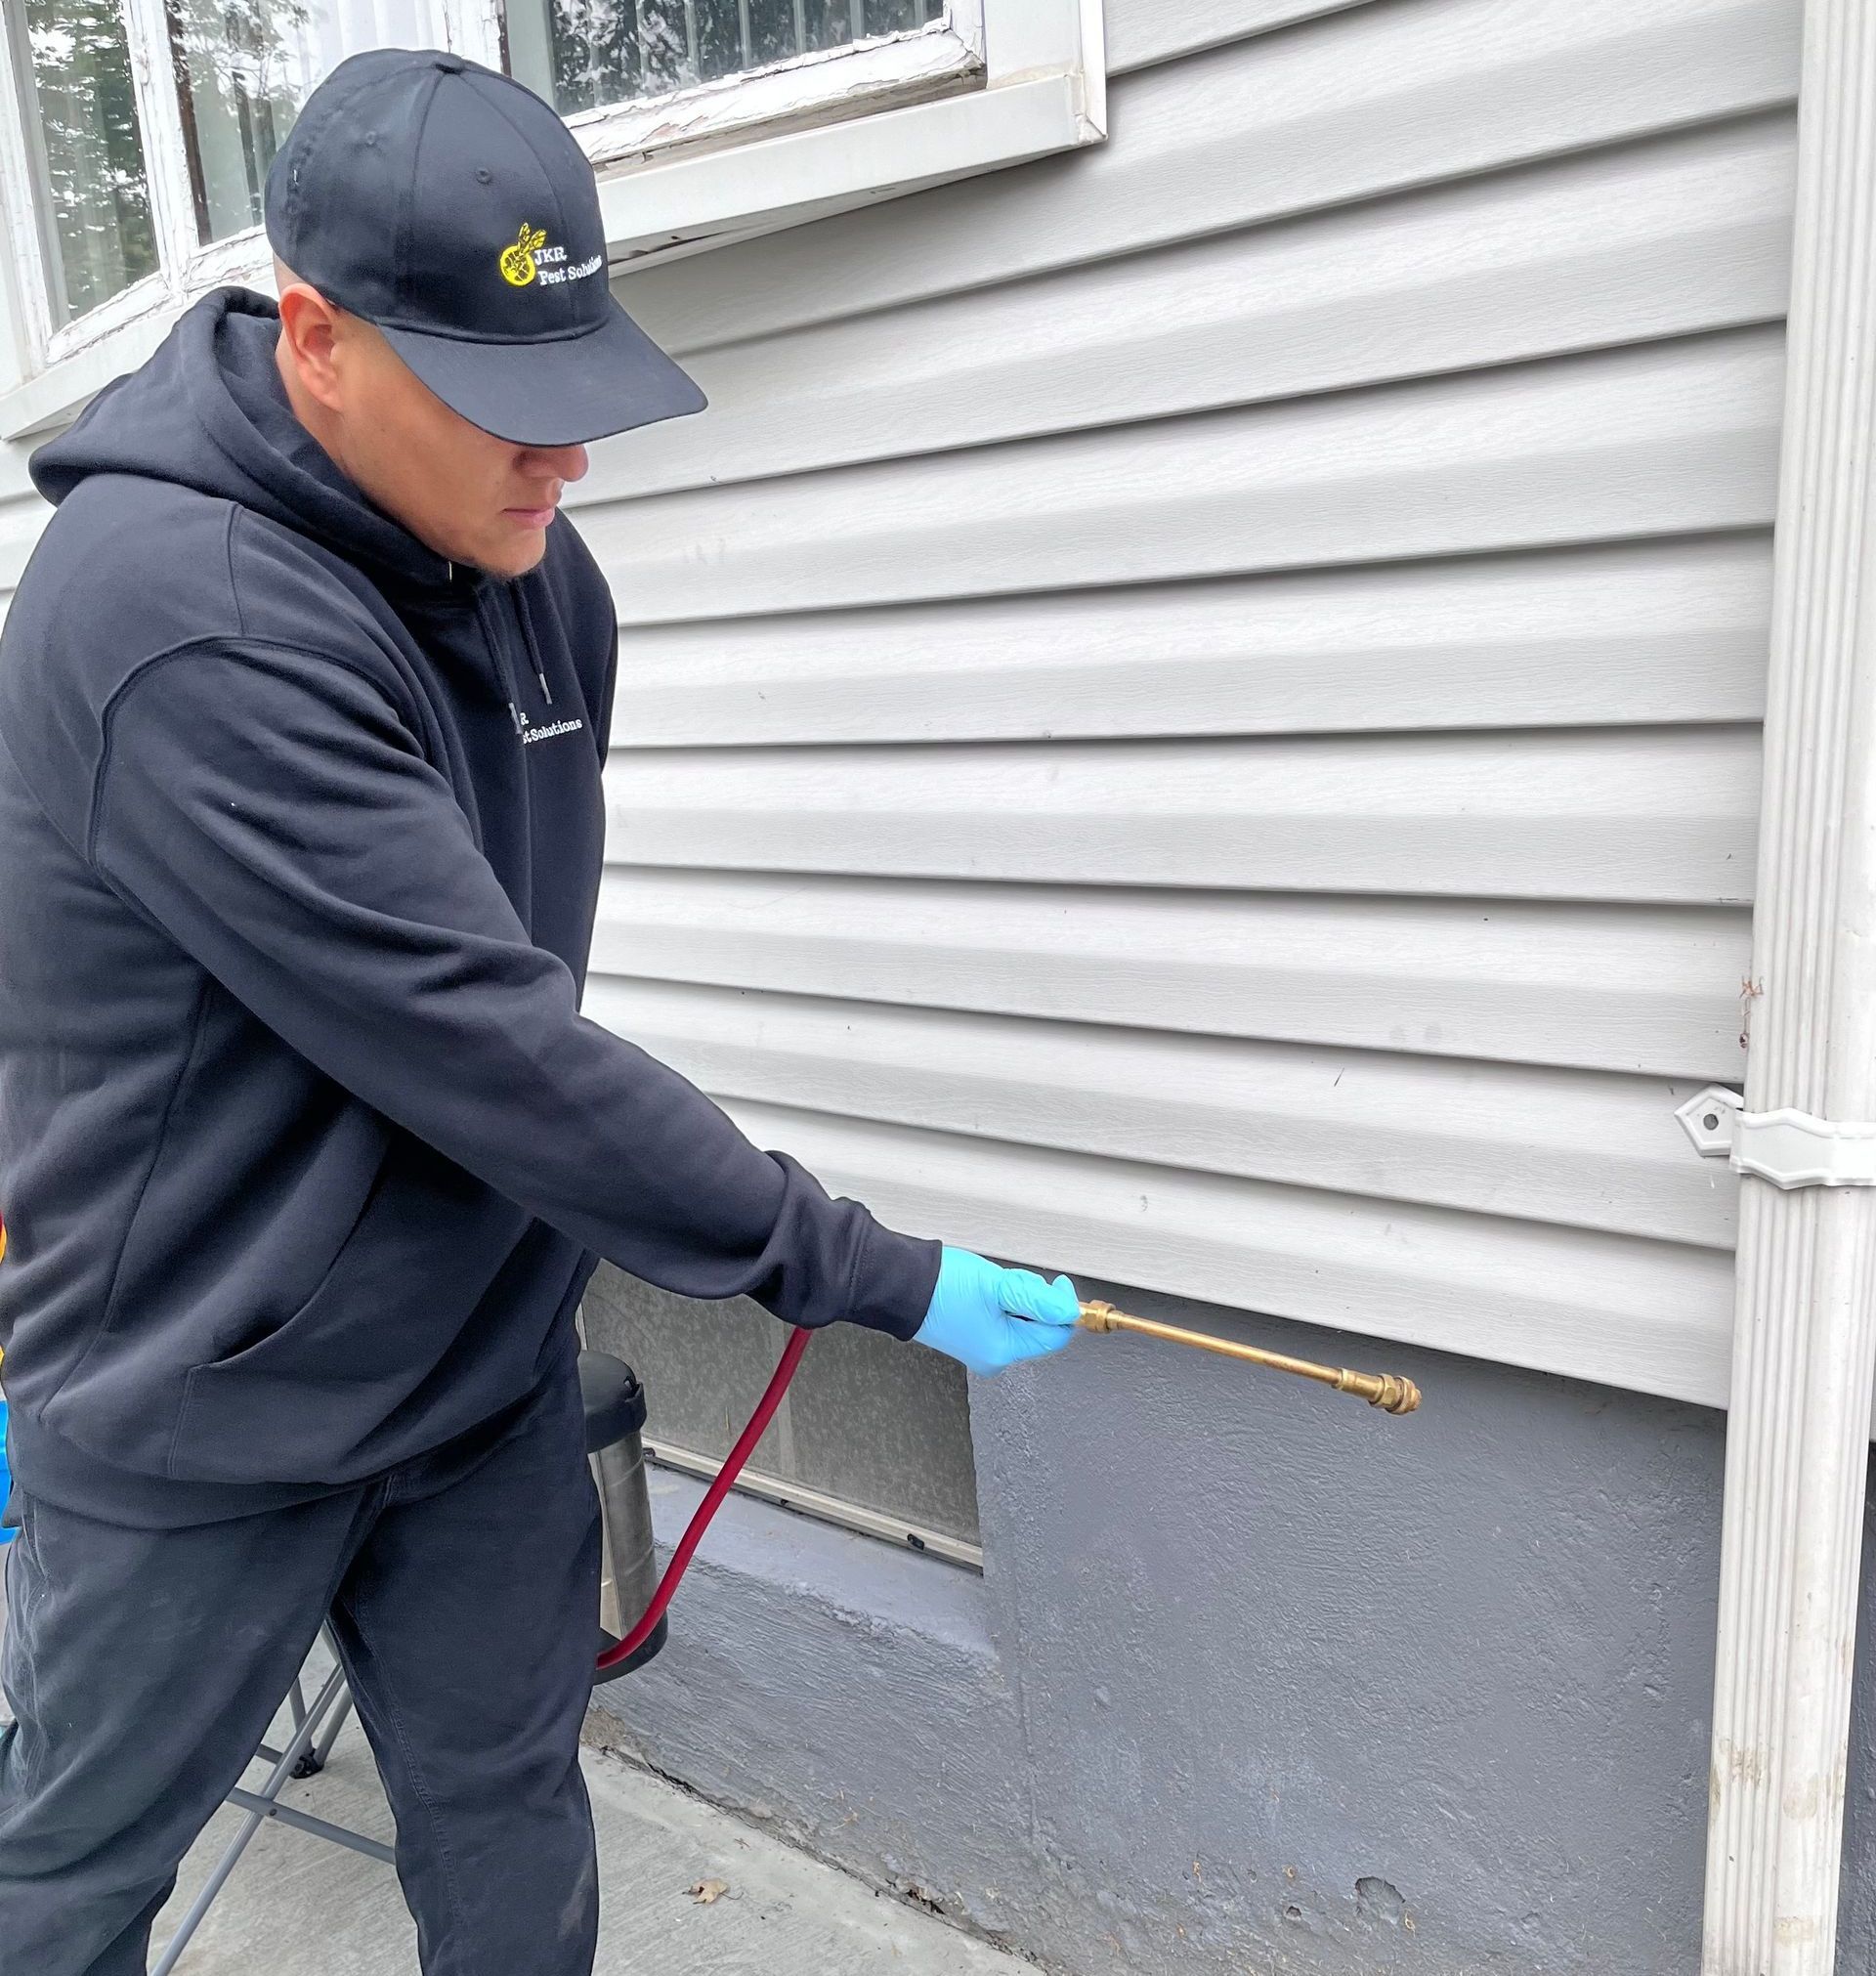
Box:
[583,1268,983,1568]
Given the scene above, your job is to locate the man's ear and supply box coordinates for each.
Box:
[276,282,346,413]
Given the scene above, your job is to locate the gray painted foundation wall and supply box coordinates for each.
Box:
[589,1276,1876,1975]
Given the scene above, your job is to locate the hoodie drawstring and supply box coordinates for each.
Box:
[452,565,554,740]
[512,581,555,709]
[483,591,527,735]
[462,575,528,735]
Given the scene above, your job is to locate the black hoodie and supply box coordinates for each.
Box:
[0,290,938,1527]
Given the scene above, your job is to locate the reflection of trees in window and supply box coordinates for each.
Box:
[543,0,944,119]
[13,0,159,322]
[165,0,312,242]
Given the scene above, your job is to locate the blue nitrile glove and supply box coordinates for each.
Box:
[913,1247,1081,1376]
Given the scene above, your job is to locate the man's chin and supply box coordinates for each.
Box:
[466,531,549,580]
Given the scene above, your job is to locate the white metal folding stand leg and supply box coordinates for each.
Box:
[149,1625,393,1975]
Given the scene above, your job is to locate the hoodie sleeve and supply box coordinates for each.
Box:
[88,640,940,1338]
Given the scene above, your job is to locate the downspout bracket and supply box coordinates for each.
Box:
[1677,1086,1876,1188]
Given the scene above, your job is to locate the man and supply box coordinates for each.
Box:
[0,50,1078,1976]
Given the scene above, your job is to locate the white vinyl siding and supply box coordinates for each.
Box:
[583,0,1796,1412]
[0,0,1798,1414]
[0,449,36,627]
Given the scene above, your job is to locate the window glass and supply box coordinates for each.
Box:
[165,0,316,244]
[508,0,948,120]
[164,0,442,244]
[7,0,159,325]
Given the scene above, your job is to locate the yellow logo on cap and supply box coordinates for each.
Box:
[499,224,547,287]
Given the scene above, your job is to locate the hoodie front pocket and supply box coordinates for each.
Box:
[167,1138,529,1484]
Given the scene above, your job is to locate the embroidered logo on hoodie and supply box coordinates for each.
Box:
[519,713,585,746]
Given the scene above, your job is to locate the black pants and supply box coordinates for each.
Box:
[0,1359,603,1976]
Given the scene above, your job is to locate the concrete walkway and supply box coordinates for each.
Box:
[149,1685,1036,1975]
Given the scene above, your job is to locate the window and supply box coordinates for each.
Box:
[583,1268,982,1566]
[508,1,949,119]
[3,0,1101,432]
[166,0,342,244]
[0,0,451,429]
[7,0,158,325]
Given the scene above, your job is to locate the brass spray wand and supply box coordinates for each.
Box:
[1076,1301,1422,1415]
[598,1298,1421,1675]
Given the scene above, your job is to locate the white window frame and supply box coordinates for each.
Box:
[503,4,977,170]
[0,0,1104,441]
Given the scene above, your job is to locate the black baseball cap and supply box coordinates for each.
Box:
[264,49,705,448]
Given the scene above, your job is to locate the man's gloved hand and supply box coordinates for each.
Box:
[913,1247,1081,1376]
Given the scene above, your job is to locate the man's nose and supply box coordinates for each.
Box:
[523,443,588,484]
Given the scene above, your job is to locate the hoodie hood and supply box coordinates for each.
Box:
[31,288,450,592]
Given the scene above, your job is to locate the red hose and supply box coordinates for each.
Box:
[595,1325,812,1676]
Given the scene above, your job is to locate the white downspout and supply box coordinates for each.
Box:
[1702,4,1876,1971]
